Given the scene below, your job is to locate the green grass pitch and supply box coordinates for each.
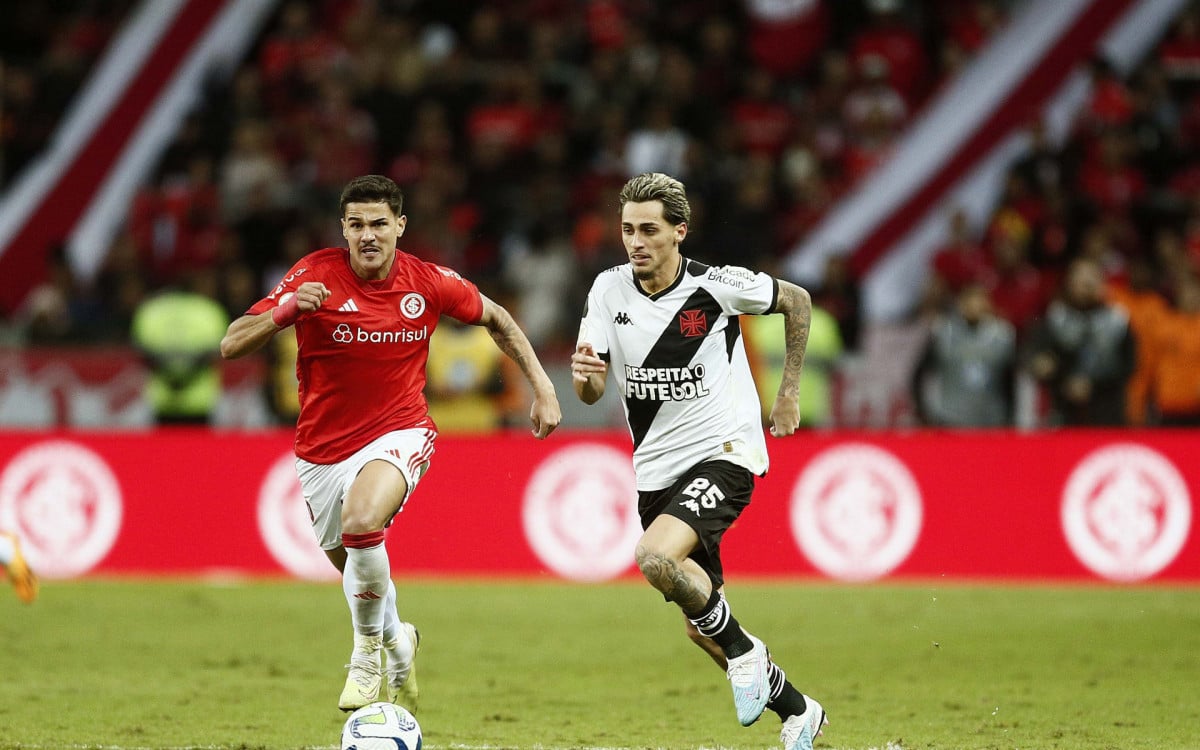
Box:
[0,579,1197,750]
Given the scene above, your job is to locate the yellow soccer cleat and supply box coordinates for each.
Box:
[1,532,37,604]
[339,634,383,712]
[386,621,421,713]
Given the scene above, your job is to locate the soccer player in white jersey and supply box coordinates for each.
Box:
[221,175,561,712]
[571,173,828,750]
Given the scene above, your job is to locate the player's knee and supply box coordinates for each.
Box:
[635,543,675,590]
[341,506,383,536]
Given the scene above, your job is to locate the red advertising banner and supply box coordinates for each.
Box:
[0,430,1195,583]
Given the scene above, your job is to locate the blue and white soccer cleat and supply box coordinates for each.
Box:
[726,634,771,726]
[780,695,828,750]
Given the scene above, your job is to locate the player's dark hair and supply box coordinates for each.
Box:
[340,175,404,217]
[618,172,691,226]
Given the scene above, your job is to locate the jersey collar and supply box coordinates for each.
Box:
[633,255,687,300]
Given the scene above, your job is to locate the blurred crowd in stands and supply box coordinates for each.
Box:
[2,0,1199,429]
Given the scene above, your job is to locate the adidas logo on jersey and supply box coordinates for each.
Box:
[614,312,632,325]
[339,299,359,312]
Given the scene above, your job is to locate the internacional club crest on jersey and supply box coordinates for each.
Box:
[1060,443,1191,582]
[678,309,707,337]
[400,293,426,319]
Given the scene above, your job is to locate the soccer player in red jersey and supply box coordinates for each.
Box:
[221,175,561,712]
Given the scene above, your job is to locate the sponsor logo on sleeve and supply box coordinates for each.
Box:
[267,268,307,301]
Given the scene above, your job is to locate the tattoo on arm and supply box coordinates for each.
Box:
[484,304,548,392]
[775,282,812,399]
[635,547,710,613]
[487,313,530,370]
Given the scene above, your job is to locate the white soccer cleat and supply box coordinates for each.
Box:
[386,621,421,713]
[339,634,383,712]
[726,634,771,726]
[780,695,828,750]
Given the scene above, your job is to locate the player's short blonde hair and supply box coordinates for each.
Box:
[619,173,691,226]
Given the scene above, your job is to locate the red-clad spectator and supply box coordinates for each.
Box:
[744,0,829,79]
[850,0,930,105]
[1079,57,1135,132]
[586,0,627,51]
[984,230,1052,338]
[466,69,556,156]
[841,105,896,183]
[1077,131,1147,218]
[731,67,795,157]
[129,157,226,285]
[258,1,346,87]
[930,209,991,293]
[1158,7,1200,82]
[1077,223,1131,285]
[297,76,378,191]
[1030,188,1072,269]
[941,0,1006,54]
[842,55,908,133]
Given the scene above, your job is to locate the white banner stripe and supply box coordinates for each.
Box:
[66,0,280,281]
[784,0,1091,284]
[860,0,1188,321]
[0,0,188,257]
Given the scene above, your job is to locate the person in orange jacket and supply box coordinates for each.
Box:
[1147,276,1200,426]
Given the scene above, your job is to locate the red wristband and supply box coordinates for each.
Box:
[271,295,302,328]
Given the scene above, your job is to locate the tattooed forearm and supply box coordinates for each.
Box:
[635,546,710,612]
[774,281,812,399]
[481,297,552,394]
[487,314,532,373]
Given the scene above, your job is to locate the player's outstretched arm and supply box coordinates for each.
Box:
[220,281,330,359]
[768,279,812,437]
[477,294,561,439]
[571,342,607,405]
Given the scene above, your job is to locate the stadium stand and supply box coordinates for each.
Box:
[2,0,1199,429]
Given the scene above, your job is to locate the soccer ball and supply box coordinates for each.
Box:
[341,701,422,750]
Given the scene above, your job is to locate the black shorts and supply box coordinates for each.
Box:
[637,459,754,589]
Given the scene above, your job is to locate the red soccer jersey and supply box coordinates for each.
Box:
[249,247,484,463]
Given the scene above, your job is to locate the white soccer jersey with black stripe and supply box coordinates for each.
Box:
[579,258,779,491]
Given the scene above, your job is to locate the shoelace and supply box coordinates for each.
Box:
[345,656,381,688]
[727,652,761,684]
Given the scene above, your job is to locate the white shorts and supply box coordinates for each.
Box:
[296,428,436,550]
